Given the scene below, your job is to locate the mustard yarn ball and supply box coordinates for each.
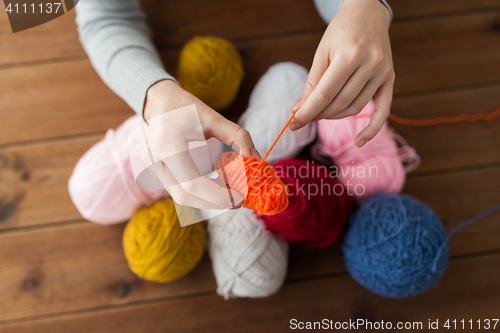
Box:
[177,36,245,110]
[123,198,206,283]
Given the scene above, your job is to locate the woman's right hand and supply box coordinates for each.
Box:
[143,80,260,210]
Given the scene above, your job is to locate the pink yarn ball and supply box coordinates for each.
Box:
[312,100,420,203]
[69,116,169,225]
[69,115,223,225]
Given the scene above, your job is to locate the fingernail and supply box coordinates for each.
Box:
[292,98,304,113]
[289,122,301,131]
[250,148,262,160]
[356,138,367,148]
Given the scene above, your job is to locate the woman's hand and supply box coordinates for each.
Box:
[290,0,395,147]
[143,80,261,210]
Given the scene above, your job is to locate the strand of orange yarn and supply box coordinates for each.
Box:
[215,116,296,216]
[216,105,500,216]
[354,107,500,126]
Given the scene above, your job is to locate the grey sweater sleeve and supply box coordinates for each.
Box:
[75,0,175,116]
[313,0,392,24]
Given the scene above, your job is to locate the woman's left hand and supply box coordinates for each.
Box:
[290,0,395,147]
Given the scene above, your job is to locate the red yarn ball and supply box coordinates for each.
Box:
[259,159,353,248]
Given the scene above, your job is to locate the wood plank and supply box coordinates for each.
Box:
[404,166,500,257]
[390,0,500,19]
[2,251,499,332]
[0,166,498,322]
[390,11,500,94]
[3,11,500,145]
[0,0,324,67]
[0,222,216,322]
[146,0,324,49]
[0,11,83,67]
[161,8,500,121]
[0,135,102,230]
[0,60,133,145]
[2,0,498,67]
[1,115,499,234]
[391,84,500,174]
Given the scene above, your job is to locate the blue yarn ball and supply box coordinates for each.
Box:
[342,193,448,298]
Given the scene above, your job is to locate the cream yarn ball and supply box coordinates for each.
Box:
[238,62,317,163]
[205,208,289,299]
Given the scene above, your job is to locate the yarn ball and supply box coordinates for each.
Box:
[123,198,206,283]
[177,36,244,110]
[238,62,317,163]
[342,193,448,298]
[215,151,288,215]
[69,115,223,225]
[312,99,420,203]
[68,116,169,225]
[204,207,288,299]
[260,159,353,248]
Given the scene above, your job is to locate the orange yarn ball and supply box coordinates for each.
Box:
[215,152,288,215]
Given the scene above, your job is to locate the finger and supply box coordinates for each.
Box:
[291,57,360,130]
[310,66,372,121]
[354,79,394,147]
[326,77,381,120]
[292,48,329,113]
[161,140,244,209]
[161,162,241,210]
[204,112,259,159]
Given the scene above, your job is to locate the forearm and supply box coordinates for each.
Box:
[76,0,175,116]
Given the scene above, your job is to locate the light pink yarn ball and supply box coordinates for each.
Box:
[69,116,169,225]
[312,100,420,203]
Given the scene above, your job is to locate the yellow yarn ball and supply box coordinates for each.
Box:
[123,198,206,283]
[177,36,245,110]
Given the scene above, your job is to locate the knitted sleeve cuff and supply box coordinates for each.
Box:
[313,0,393,25]
[378,0,393,23]
[106,47,177,117]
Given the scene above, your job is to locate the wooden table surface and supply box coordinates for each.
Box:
[0,0,499,332]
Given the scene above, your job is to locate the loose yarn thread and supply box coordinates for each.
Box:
[343,193,500,298]
[238,62,317,163]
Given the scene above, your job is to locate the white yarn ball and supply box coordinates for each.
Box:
[313,0,342,24]
[205,208,289,299]
[238,62,317,163]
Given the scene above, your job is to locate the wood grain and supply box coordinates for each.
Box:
[0,11,83,67]
[405,166,500,256]
[391,84,500,174]
[1,120,499,232]
[2,0,498,67]
[2,252,499,332]
[0,166,498,322]
[0,135,102,230]
[0,61,133,145]
[390,11,500,94]
[3,10,500,146]
[390,0,500,19]
[1,1,499,329]
[0,221,216,322]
